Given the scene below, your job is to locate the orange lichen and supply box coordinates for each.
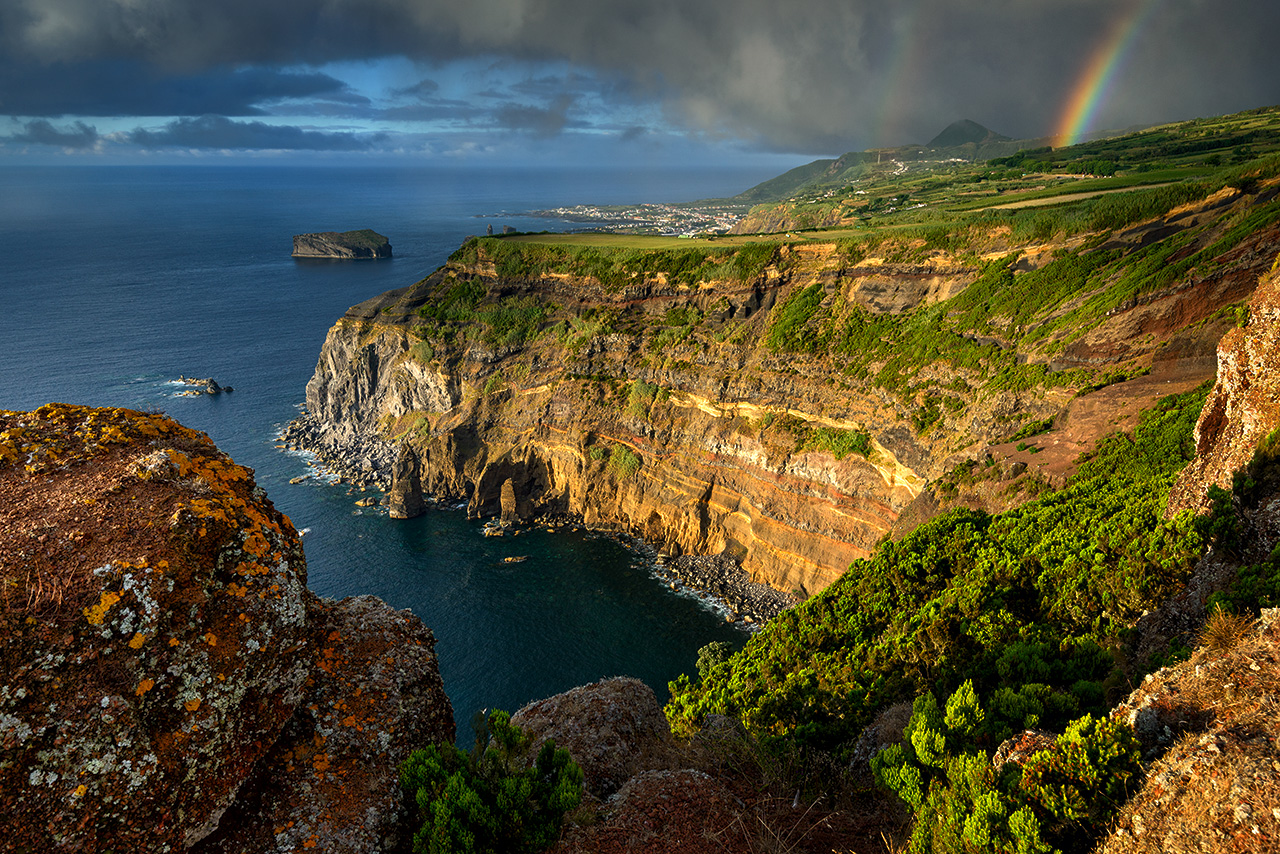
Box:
[83,591,121,626]
[184,698,202,712]
[242,531,270,558]
[128,632,148,649]
[203,632,217,647]
[136,679,155,696]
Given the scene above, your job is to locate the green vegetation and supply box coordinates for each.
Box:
[330,228,389,249]
[1205,427,1280,613]
[449,236,777,289]
[408,340,435,365]
[801,425,873,460]
[625,380,660,419]
[873,686,1142,854]
[400,710,582,854]
[666,386,1209,753]
[477,297,548,348]
[607,444,642,479]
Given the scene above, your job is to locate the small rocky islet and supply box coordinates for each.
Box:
[174,375,233,396]
[291,228,392,259]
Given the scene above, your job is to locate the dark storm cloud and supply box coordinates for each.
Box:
[9,118,98,148]
[5,0,1280,152]
[128,115,382,150]
[392,78,441,99]
[0,59,351,117]
[492,93,579,136]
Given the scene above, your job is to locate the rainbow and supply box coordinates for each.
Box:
[1051,0,1162,148]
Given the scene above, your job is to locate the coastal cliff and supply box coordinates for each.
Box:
[292,179,1280,596]
[0,404,453,852]
[292,229,392,259]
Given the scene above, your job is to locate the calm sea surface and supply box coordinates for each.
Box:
[0,164,770,733]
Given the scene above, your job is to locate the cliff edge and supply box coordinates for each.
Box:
[0,404,452,852]
[292,180,1279,597]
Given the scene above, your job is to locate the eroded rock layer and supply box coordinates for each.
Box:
[1169,259,1280,515]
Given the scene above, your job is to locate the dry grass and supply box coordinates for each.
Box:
[1099,611,1280,853]
[1197,604,1255,652]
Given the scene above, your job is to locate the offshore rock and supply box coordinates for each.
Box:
[1168,260,1280,516]
[292,229,392,260]
[388,444,426,519]
[0,404,452,852]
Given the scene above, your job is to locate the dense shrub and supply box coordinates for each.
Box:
[400,710,583,854]
[872,683,1142,854]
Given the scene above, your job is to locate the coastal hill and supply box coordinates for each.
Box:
[926,117,1010,148]
[292,228,392,259]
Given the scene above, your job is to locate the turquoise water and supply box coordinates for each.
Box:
[0,164,769,729]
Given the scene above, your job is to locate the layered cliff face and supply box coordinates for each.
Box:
[298,182,1280,595]
[0,404,453,852]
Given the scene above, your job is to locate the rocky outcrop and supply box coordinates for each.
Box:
[512,678,677,799]
[1099,609,1280,853]
[1169,260,1280,515]
[388,444,426,519]
[293,229,392,259]
[0,404,452,852]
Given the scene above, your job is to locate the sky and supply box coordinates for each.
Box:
[1,0,1278,167]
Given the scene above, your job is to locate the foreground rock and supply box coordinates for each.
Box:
[293,229,392,259]
[1100,609,1280,853]
[512,677,677,798]
[0,404,452,852]
[195,595,453,854]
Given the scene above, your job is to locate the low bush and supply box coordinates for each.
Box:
[872,683,1142,854]
[400,710,583,854]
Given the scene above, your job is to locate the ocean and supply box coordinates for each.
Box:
[0,163,774,734]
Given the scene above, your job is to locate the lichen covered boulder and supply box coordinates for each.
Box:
[0,404,315,851]
[194,594,454,854]
[0,404,454,852]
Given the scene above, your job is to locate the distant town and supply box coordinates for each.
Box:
[518,201,750,237]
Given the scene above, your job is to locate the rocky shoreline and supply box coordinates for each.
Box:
[652,552,798,626]
[279,413,400,491]
[278,412,796,628]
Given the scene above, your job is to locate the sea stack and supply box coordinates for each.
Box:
[292,229,392,259]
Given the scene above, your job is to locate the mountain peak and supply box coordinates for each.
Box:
[927,119,1008,148]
